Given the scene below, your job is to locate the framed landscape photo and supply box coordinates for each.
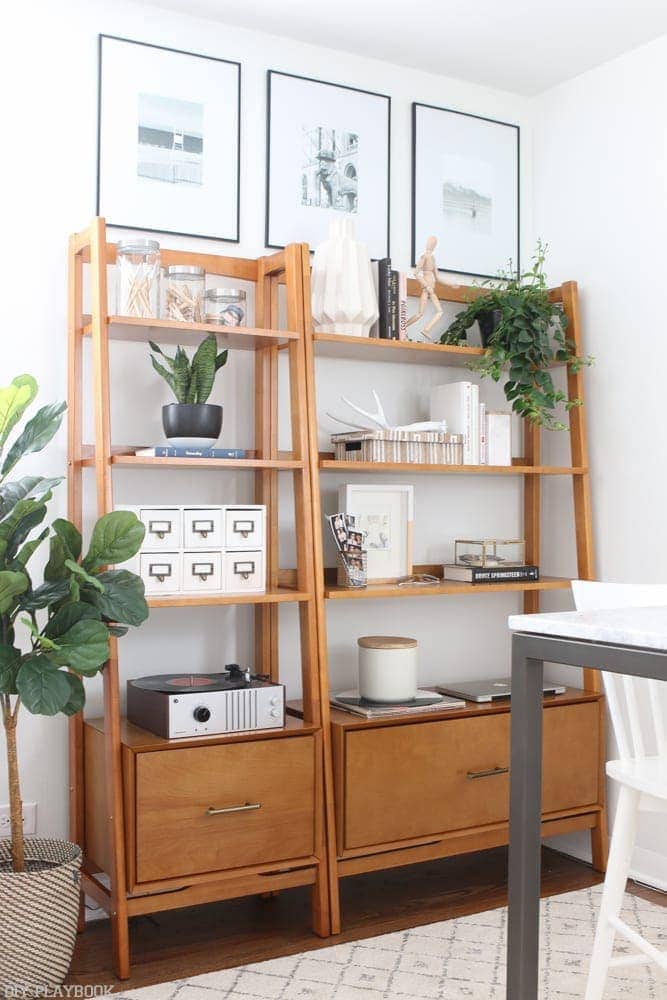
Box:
[97,35,240,242]
[412,102,519,279]
[339,484,413,583]
[266,71,391,260]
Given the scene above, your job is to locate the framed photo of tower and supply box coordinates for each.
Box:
[97,35,241,242]
[266,71,391,260]
[412,102,519,279]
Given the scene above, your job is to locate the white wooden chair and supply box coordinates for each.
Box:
[571,580,667,999]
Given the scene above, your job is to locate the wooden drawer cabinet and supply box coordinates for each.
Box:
[84,722,316,888]
[338,699,601,852]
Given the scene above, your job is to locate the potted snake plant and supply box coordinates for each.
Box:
[440,242,592,430]
[0,376,148,993]
[150,334,228,448]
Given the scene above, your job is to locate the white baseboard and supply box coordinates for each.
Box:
[546,833,667,893]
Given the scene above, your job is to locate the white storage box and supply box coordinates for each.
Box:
[223,550,265,593]
[183,507,223,549]
[224,506,265,549]
[139,507,181,551]
[140,553,182,595]
[182,551,223,593]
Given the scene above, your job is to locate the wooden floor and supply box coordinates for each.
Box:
[65,846,667,989]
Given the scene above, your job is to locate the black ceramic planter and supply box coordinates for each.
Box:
[162,403,223,448]
[477,308,502,348]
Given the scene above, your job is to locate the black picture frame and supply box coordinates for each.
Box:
[411,102,520,279]
[97,34,241,243]
[265,69,391,260]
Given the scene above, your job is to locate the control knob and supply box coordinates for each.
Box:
[193,706,211,723]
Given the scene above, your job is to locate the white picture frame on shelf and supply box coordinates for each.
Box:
[412,102,519,279]
[339,484,414,583]
[97,35,241,242]
[266,70,391,260]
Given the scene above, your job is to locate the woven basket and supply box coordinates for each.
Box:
[0,838,82,996]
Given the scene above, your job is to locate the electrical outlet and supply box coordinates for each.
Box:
[0,802,37,836]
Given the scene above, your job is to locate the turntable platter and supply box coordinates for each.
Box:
[131,672,248,693]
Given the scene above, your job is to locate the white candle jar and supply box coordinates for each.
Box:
[358,635,418,703]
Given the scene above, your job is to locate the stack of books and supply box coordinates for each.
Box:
[331,690,466,719]
[331,429,464,465]
[430,382,512,466]
[135,446,247,459]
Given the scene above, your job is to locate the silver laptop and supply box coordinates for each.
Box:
[436,678,566,703]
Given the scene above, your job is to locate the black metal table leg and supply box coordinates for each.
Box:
[507,635,544,999]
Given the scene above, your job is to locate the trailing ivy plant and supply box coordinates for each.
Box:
[149,334,228,404]
[0,376,148,873]
[441,243,592,430]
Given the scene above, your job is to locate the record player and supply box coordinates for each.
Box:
[127,664,285,739]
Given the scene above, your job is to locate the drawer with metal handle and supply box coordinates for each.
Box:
[139,553,182,595]
[182,551,223,593]
[223,550,265,593]
[183,507,223,548]
[224,506,265,549]
[134,736,316,881]
[139,508,182,550]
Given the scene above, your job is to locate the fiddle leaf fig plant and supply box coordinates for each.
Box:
[0,377,148,874]
[149,334,228,404]
[441,242,593,431]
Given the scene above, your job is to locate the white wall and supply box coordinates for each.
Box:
[0,0,537,848]
[534,35,667,886]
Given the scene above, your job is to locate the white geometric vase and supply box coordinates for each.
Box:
[311,218,379,337]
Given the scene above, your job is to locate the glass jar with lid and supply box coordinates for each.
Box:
[116,239,160,318]
[163,265,205,323]
[203,288,247,327]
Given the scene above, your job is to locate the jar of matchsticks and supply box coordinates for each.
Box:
[116,239,160,318]
[163,265,205,323]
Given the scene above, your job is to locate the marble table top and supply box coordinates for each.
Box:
[508,606,667,651]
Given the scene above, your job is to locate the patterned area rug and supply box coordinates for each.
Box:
[117,887,667,1000]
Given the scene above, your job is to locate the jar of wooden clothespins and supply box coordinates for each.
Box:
[163,265,205,323]
[116,239,160,318]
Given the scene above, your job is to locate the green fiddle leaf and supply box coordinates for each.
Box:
[61,672,86,716]
[53,519,82,561]
[1,401,66,477]
[82,569,148,626]
[16,655,71,716]
[0,496,49,560]
[0,645,21,694]
[20,579,70,611]
[82,511,145,571]
[50,619,109,675]
[17,526,49,566]
[0,476,62,515]
[0,375,38,452]
[0,570,29,614]
[44,601,101,640]
[65,559,105,593]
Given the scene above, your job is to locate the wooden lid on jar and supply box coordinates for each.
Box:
[357,636,418,650]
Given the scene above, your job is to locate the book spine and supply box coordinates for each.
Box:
[377,258,392,339]
[152,447,247,458]
[479,402,487,465]
[398,271,408,340]
[389,269,399,339]
[463,384,473,465]
[471,566,539,582]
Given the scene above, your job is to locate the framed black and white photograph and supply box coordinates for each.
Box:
[266,71,390,259]
[97,35,240,242]
[412,103,519,279]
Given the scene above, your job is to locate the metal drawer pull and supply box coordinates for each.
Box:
[207,802,261,816]
[233,519,254,538]
[467,766,509,780]
[192,562,214,581]
[233,560,255,580]
[192,519,214,538]
[149,563,172,582]
[148,519,172,539]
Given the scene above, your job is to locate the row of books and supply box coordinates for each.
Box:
[430,381,512,466]
[376,259,408,340]
[330,429,464,465]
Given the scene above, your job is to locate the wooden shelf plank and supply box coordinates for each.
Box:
[82,315,298,349]
[313,332,485,366]
[147,588,310,609]
[78,446,303,471]
[319,457,587,476]
[324,575,572,601]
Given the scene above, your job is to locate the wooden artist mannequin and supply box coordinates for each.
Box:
[406,235,443,340]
